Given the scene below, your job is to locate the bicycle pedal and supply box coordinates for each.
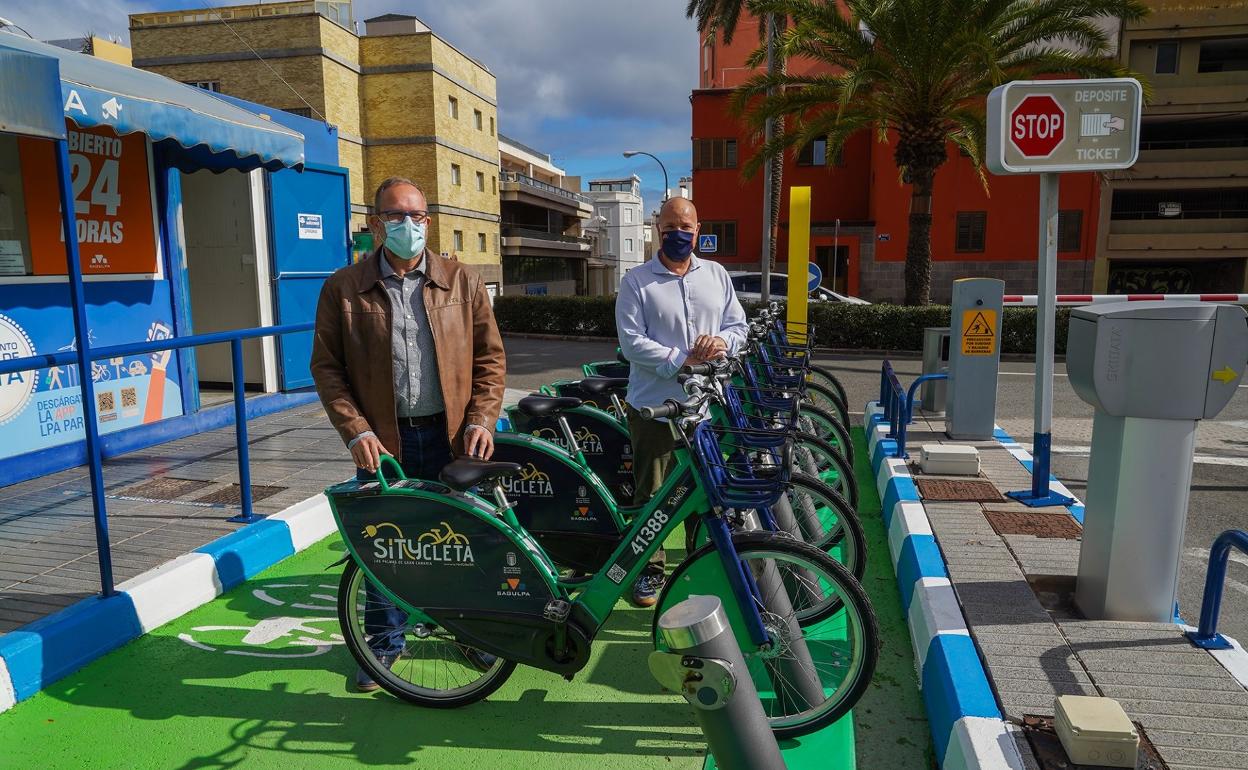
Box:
[543,599,572,623]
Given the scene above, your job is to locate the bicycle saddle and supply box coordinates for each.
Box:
[577,376,628,395]
[438,457,523,491]
[516,395,582,416]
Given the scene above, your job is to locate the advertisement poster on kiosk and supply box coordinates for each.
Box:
[0,123,182,461]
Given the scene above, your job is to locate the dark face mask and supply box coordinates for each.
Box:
[661,229,695,261]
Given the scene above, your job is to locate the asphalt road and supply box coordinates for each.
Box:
[502,336,1248,643]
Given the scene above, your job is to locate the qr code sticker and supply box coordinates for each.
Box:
[97,391,115,412]
[606,564,627,584]
[121,388,138,409]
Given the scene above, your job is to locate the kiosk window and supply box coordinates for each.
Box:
[0,135,34,276]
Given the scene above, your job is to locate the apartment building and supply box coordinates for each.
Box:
[498,135,594,295]
[1096,2,1248,293]
[129,1,502,284]
[585,175,647,285]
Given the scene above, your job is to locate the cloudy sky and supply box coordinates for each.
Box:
[0,0,698,212]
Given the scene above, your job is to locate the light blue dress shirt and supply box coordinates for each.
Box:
[616,254,748,410]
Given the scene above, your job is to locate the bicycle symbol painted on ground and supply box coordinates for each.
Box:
[176,582,346,659]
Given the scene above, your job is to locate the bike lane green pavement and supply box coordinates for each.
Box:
[0,427,931,769]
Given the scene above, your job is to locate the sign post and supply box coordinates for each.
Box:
[987,78,1142,506]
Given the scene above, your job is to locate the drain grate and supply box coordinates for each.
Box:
[915,478,1004,502]
[118,477,212,501]
[985,510,1082,539]
[1022,715,1168,769]
[192,484,286,507]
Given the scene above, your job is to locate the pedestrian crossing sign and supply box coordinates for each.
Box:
[698,234,718,253]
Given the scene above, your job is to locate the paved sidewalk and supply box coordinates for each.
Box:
[907,411,1248,770]
[0,389,531,635]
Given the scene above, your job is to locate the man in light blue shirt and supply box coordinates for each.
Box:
[615,197,747,606]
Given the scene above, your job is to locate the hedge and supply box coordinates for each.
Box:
[493,295,1070,355]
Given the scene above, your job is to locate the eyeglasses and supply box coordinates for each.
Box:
[378,210,431,224]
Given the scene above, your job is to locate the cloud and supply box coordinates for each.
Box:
[0,0,136,43]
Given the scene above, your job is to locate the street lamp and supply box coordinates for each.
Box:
[622,150,669,201]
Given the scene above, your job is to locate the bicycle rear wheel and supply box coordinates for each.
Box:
[654,532,879,739]
[791,432,858,510]
[338,560,516,707]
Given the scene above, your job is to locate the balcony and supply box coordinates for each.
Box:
[501,226,592,259]
[500,171,593,217]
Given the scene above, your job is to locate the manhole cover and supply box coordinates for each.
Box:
[193,484,286,506]
[1022,714,1168,769]
[986,510,1082,539]
[119,477,212,501]
[915,478,1004,502]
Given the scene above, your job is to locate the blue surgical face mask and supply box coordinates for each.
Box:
[661,229,695,261]
[383,217,427,260]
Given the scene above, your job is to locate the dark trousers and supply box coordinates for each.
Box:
[356,418,452,657]
[627,406,695,577]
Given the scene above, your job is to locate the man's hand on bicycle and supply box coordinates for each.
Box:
[351,433,386,473]
[689,334,727,364]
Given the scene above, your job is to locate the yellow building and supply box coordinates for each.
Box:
[45,36,133,65]
[1094,1,1248,293]
[129,1,502,284]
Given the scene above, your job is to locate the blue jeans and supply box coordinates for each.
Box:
[356,418,452,657]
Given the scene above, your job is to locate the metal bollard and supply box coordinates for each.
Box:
[650,596,788,770]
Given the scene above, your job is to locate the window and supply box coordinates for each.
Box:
[955,212,987,252]
[478,232,487,252]
[448,96,459,119]
[1139,118,1248,150]
[605,236,612,254]
[624,208,634,224]
[184,80,221,92]
[692,139,738,170]
[797,139,827,166]
[474,109,483,130]
[624,238,634,253]
[476,171,485,192]
[282,106,313,118]
[700,221,738,255]
[451,164,461,185]
[1057,210,1083,252]
[491,175,497,194]
[1111,187,1248,220]
[489,116,495,136]
[1155,41,1179,74]
[453,230,464,251]
[1198,38,1248,73]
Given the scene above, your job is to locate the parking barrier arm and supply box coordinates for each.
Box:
[1186,529,1248,651]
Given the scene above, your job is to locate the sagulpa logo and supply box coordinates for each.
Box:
[362,521,474,567]
[89,254,109,269]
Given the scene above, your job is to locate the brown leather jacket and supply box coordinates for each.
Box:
[310,248,505,458]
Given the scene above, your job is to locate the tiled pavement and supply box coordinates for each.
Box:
[0,388,531,635]
[909,412,1248,769]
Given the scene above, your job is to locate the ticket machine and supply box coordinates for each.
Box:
[1067,301,1248,621]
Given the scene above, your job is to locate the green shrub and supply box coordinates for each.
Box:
[494,295,1068,354]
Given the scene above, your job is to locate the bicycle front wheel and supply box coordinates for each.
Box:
[806,364,849,410]
[783,473,866,580]
[654,532,879,739]
[796,404,854,465]
[791,431,858,510]
[802,380,850,428]
[337,560,516,708]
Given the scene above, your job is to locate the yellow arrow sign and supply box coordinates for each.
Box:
[1212,366,1239,384]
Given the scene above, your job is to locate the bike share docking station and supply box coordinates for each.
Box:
[1068,301,1248,621]
[649,595,788,770]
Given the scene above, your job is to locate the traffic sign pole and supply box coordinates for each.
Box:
[1009,173,1073,507]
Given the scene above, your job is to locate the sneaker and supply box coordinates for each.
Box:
[355,653,398,692]
[632,574,664,608]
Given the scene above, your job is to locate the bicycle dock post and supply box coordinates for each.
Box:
[649,596,787,770]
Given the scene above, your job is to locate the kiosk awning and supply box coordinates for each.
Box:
[0,39,65,140]
[0,33,304,172]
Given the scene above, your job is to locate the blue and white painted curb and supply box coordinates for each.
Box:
[865,402,1030,770]
[992,427,1086,523]
[0,493,335,713]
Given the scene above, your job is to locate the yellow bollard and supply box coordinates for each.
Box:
[786,186,811,345]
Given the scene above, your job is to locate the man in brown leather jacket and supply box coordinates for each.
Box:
[310,176,505,690]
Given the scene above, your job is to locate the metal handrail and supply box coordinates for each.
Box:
[0,321,314,597]
[1186,529,1248,650]
[500,170,591,204]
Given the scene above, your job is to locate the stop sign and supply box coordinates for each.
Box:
[1010,94,1065,158]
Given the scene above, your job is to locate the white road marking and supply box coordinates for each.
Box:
[1032,444,1248,467]
[999,371,1069,378]
[1183,547,1248,598]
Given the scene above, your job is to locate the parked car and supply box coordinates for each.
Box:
[727,272,870,304]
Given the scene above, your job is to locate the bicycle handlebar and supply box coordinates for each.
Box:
[640,400,681,420]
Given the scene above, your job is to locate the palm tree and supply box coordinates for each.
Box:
[734,0,1148,305]
[686,0,787,276]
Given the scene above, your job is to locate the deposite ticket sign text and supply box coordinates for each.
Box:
[20,123,159,275]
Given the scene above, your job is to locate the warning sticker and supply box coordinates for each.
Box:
[961,310,997,356]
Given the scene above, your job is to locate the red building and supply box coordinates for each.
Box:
[692,17,1103,303]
